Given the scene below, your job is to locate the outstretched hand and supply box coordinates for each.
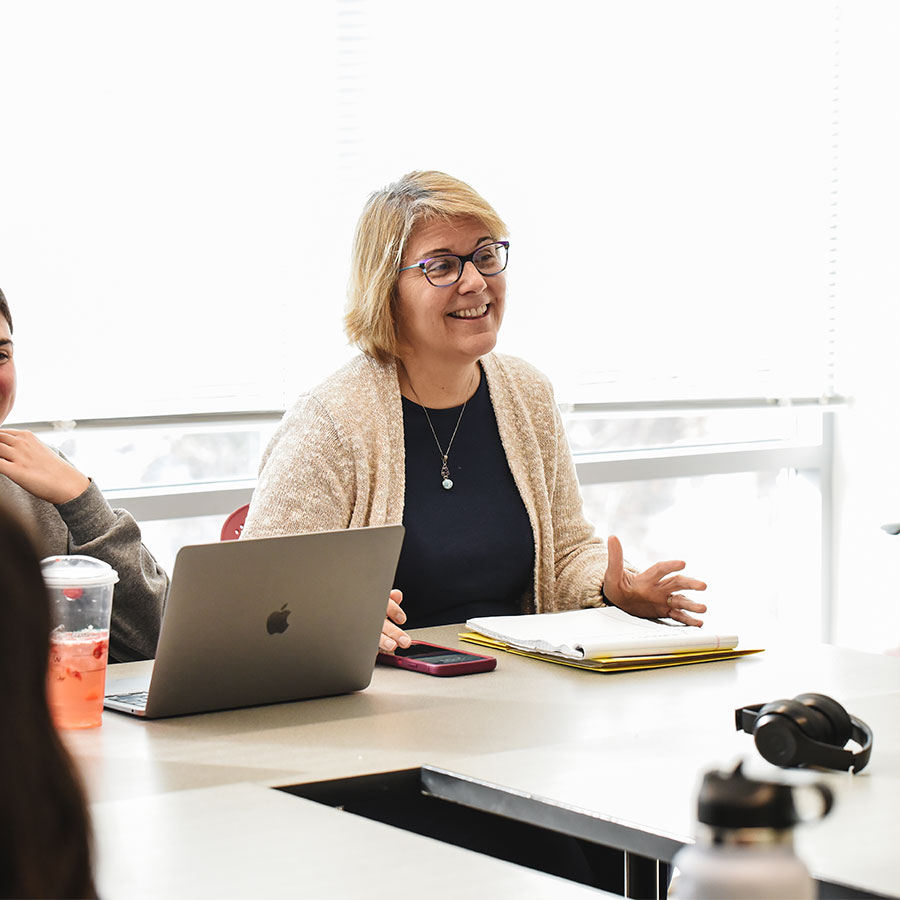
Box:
[0,429,90,505]
[603,535,708,627]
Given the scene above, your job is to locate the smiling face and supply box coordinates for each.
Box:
[0,318,16,425]
[394,217,506,371]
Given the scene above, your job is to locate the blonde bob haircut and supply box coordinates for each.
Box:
[345,170,508,363]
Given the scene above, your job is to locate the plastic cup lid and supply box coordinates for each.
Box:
[41,555,119,587]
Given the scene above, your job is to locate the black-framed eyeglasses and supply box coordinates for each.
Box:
[398,240,510,287]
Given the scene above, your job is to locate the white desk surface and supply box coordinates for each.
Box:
[90,782,609,899]
[69,627,900,898]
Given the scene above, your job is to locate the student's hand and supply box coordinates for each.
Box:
[0,429,91,505]
[602,534,708,626]
[379,589,412,653]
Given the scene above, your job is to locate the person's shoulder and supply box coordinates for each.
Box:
[285,354,392,412]
[483,352,554,395]
[310,354,395,415]
[278,354,396,439]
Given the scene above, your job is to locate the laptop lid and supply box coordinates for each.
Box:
[105,525,404,718]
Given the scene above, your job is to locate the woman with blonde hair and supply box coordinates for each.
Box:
[244,170,706,650]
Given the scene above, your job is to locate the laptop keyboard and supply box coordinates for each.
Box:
[106,690,149,709]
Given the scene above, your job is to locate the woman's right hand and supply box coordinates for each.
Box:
[379,589,411,653]
[0,429,90,504]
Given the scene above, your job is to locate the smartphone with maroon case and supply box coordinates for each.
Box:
[376,640,497,676]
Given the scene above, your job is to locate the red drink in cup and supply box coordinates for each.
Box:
[42,556,118,729]
[47,628,111,728]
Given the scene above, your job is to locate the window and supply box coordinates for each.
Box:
[2,2,865,645]
[2,1,838,421]
[568,407,826,639]
[1,2,345,421]
[341,0,838,405]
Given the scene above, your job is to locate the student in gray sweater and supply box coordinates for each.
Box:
[0,288,167,662]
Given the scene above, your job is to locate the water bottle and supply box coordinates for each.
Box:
[670,762,832,899]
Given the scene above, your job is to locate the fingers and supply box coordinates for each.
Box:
[386,600,406,625]
[603,535,624,601]
[605,535,624,572]
[0,429,27,448]
[0,430,18,455]
[663,592,707,627]
[386,589,406,626]
[381,589,410,652]
[0,430,90,503]
[666,593,707,614]
[659,575,707,593]
[644,559,686,581]
[668,608,705,627]
[379,618,411,652]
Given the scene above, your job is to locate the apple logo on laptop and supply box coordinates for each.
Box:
[266,603,291,635]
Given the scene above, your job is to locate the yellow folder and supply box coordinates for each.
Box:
[459,631,764,673]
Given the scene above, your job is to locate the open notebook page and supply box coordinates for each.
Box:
[466,606,738,660]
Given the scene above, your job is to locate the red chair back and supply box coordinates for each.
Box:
[220,504,250,541]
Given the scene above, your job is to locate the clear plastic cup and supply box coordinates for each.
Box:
[42,555,119,729]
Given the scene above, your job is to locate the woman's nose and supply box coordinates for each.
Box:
[457,260,487,292]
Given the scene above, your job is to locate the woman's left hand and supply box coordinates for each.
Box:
[602,535,708,626]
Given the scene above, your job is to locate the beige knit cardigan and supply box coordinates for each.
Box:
[243,351,611,613]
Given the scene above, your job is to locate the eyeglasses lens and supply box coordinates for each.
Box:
[423,257,462,286]
[473,243,507,275]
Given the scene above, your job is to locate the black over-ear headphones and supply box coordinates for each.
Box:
[735,692,873,773]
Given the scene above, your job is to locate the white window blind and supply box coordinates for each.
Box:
[342,0,839,405]
[1,1,349,422]
[1,0,839,422]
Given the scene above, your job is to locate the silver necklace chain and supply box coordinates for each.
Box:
[405,369,475,491]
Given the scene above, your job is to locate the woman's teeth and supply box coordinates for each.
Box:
[449,304,489,319]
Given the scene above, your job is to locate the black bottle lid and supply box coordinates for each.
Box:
[697,762,803,830]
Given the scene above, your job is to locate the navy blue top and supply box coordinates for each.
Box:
[393,369,535,628]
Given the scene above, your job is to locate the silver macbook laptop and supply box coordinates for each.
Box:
[104,525,404,718]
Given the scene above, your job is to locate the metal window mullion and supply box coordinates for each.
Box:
[105,446,825,523]
[575,445,824,485]
[103,482,256,523]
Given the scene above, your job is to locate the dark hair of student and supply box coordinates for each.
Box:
[0,286,11,332]
[0,504,97,899]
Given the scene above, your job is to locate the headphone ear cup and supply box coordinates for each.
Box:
[752,699,833,768]
[772,698,833,742]
[753,712,804,767]
[793,692,853,746]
